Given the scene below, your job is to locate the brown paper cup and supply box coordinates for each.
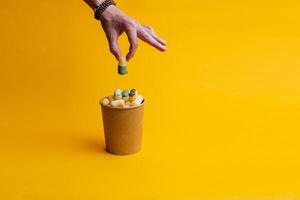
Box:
[100,97,145,155]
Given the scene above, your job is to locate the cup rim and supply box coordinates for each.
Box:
[99,96,145,110]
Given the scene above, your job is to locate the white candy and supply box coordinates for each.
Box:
[114,89,122,100]
[114,89,122,96]
[111,99,125,108]
[101,98,110,106]
[131,95,143,106]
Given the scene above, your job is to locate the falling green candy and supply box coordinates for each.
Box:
[118,56,128,75]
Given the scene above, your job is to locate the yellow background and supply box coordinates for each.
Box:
[1,0,300,199]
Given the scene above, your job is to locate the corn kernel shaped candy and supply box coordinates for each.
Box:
[108,95,114,102]
[129,89,137,102]
[118,57,128,75]
[122,89,129,101]
[111,99,125,108]
[101,98,110,106]
[114,89,122,100]
[131,95,144,106]
[125,101,131,106]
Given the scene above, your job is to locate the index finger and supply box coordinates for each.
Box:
[106,31,121,60]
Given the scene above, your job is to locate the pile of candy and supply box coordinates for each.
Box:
[101,89,144,108]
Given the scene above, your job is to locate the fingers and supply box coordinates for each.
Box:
[106,30,121,60]
[137,25,167,52]
[124,23,138,61]
[104,20,166,61]
[143,25,167,46]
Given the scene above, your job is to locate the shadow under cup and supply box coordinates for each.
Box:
[100,97,145,155]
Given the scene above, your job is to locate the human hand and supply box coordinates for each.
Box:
[100,5,167,61]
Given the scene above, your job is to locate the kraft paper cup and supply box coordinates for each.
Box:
[100,97,145,155]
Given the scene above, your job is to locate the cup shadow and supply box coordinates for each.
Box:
[72,135,108,155]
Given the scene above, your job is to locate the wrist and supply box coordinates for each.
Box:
[100,5,117,21]
[94,0,105,7]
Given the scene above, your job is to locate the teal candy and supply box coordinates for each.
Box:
[122,89,129,97]
[118,65,128,75]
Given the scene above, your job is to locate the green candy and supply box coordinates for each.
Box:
[118,65,128,75]
[122,89,129,97]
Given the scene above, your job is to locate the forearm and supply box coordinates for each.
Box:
[83,0,105,9]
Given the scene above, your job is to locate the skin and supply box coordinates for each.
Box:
[84,0,167,61]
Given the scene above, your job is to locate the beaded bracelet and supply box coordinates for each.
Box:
[94,0,116,20]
